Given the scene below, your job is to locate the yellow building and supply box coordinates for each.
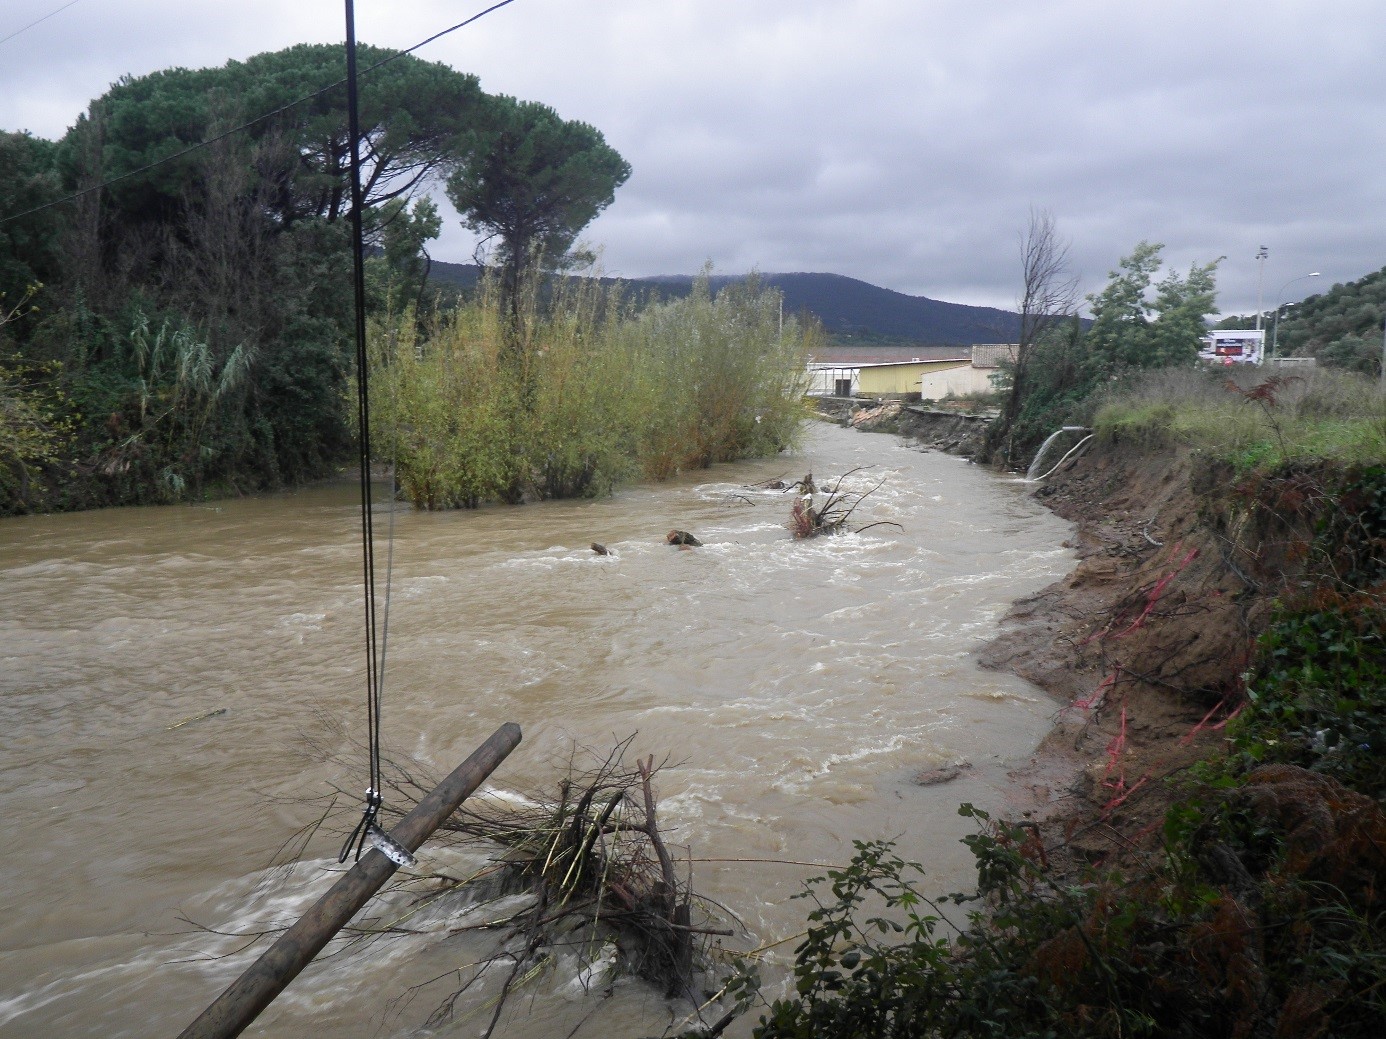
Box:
[855,357,969,398]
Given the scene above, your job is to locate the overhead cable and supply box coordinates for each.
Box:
[0,0,83,48]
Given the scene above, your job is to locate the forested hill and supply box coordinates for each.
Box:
[1215,263,1386,375]
[1275,265,1386,374]
[428,262,1022,346]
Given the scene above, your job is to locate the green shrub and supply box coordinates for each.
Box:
[1234,593,1386,797]
[369,271,818,508]
[368,303,515,508]
[732,787,1386,1039]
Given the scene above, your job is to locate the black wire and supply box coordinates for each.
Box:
[344,0,384,861]
[0,0,522,228]
[338,786,381,865]
[0,0,82,47]
[397,0,518,58]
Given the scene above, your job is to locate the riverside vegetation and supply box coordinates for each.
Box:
[366,270,818,509]
[0,33,814,515]
[0,42,632,514]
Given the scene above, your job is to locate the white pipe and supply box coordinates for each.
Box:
[1025,426,1090,481]
[1029,433,1094,481]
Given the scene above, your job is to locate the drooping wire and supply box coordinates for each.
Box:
[338,0,386,866]
[0,0,521,229]
[0,0,83,47]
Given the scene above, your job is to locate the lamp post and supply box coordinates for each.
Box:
[1254,246,1268,332]
[1271,303,1295,360]
[1267,272,1321,360]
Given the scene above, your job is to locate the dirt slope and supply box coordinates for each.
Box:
[976,437,1294,874]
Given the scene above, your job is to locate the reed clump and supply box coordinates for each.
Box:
[368,270,820,509]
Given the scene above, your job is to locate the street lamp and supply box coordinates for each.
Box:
[1254,246,1268,332]
[1271,303,1295,359]
[1267,272,1321,360]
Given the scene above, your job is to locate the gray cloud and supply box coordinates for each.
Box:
[2,0,1382,314]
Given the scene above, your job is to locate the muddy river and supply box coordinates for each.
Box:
[0,421,1072,1037]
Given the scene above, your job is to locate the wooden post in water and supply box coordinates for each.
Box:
[177,722,522,1039]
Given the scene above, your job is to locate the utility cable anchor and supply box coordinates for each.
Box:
[339,787,384,864]
[366,823,417,868]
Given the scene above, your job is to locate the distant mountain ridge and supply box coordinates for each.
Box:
[427,261,1021,346]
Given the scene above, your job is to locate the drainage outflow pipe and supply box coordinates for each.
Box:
[1026,426,1092,481]
[178,722,522,1039]
[1029,433,1094,482]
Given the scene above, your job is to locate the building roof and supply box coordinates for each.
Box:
[969,344,1018,368]
[806,345,977,365]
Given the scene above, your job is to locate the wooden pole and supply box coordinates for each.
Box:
[177,722,522,1039]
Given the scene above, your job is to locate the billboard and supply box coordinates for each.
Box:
[1199,329,1265,365]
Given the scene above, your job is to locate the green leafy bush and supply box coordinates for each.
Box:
[369,272,817,508]
[737,788,1386,1039]
[754,840,958,1039]
[1235,594,1386,797]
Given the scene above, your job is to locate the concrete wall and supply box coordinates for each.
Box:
[918,363,999,400]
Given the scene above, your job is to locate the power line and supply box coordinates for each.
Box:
[340,0,385,866]
[0,0,520,227]
[0,0,82,47]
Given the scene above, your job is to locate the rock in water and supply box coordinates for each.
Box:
[912,762,972,786]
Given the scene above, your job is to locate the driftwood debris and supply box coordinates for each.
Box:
[786,467,901,539]
[336,738,732,1035]
[746,473,792,491]
[177,724,522,1039]
[191,723,742,1038]
[912,761,973,786]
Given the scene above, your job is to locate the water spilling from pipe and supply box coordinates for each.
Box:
[1025,426,1092,481]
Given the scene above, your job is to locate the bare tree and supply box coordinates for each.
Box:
[999,209,1078,464]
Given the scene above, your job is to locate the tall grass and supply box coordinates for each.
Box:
[1094,366,1386,468]
[368,271,819,508]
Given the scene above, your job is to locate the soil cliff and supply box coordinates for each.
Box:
[836,399,1369,880]
[974,434,1337,875]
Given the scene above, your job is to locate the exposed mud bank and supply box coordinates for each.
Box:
[812,397,994,457]
[975,436,1316,874]
[828,403,1327,873]
[818,406,1386,1033]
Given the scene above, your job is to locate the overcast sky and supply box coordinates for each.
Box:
[2,0,1383,316]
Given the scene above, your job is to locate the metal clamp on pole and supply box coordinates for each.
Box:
[177,722,522,1039]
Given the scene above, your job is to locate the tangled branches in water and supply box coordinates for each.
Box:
[785,467,902,539]
[327,735,735,1036]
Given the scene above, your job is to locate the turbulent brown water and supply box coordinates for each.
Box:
[0,422,1072,1038]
